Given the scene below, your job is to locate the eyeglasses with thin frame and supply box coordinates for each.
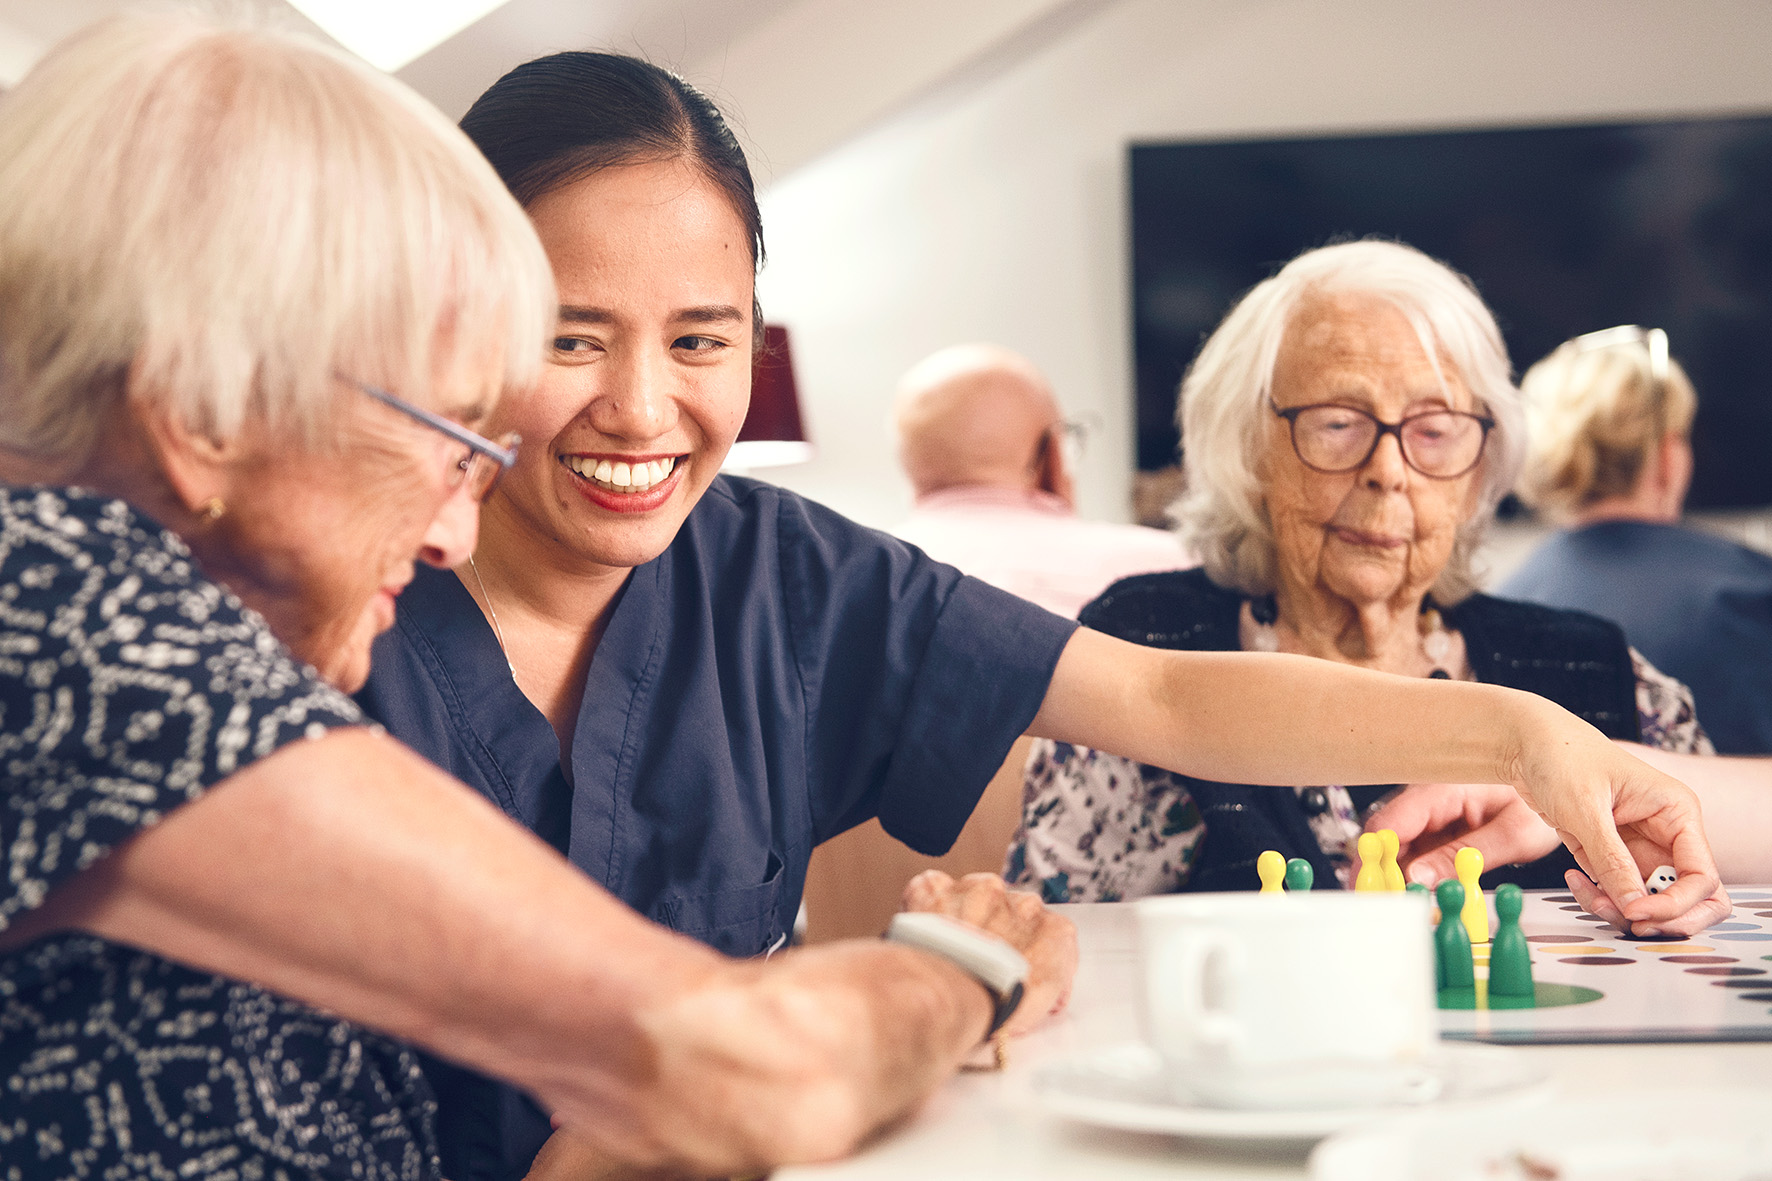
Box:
[350,379,520,502]
[1269,399,1494,480]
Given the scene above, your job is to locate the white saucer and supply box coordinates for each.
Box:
[1033,1042,1549,1141]
[1310,1089,1772,1179]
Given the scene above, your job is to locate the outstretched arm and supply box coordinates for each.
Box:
[1,728,1068,1176]
[1620,744,1772,883]
[1027,628,1721,927]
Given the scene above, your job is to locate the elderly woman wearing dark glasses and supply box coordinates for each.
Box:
[1009,241,1726,918]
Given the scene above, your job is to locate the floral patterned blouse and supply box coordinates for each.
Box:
[1006,643,1710,902]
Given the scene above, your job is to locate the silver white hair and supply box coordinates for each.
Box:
[0,11,555,466]
[1172,239,1524,605]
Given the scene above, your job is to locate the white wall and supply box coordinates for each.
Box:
[753,0,1772,529]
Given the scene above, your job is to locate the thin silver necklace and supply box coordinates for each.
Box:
[466,554,516,675]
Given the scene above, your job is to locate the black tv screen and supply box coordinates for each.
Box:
[1131,116,1772,509]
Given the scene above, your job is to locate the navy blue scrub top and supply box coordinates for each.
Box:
[357,474,1077,1180]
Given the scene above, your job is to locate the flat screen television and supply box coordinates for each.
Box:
[1130,115,1772,510]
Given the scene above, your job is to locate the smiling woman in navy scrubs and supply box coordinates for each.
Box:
[357,51,1726,1181]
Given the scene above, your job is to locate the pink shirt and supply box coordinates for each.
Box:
[893,486,1195,619]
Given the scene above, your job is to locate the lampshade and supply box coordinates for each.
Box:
[725,324,813,470]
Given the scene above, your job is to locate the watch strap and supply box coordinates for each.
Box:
[884,911,1029,1038]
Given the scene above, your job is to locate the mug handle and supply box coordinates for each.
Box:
[1174,930,1242,1056]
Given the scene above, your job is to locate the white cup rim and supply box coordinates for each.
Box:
[1134,890,1431,921]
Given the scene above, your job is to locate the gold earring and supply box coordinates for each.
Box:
[197,496,226,523]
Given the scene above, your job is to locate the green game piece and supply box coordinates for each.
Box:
[1405,882,1428,895]
[1487,883,1534,1002]
[1436,986,1477,1010]
[1283,858,1314,891]
[1435,879,1474,991]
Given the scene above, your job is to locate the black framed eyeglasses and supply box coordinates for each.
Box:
[350,379,520,502]
[1269,399,1494,480]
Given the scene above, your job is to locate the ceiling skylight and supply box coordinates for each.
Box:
[286,0,512,72]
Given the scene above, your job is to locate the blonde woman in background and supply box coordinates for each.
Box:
[1501,327,1772,755]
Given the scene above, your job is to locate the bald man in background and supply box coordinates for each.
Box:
[804,345,1191,941]
[891,343,1190,617]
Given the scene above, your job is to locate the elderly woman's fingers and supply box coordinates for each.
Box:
[902,869,1020,928]
[1363,784,1469,847]
[949,872,1015,929]
[1375,784,1562,885]
[1401,838,1475,888]
[900,869,956,914]
[977,879,1076,1031]
[997,907,1078,1038]
[900,871,1075,1037]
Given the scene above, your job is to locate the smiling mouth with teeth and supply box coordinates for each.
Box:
[562,454,679,492]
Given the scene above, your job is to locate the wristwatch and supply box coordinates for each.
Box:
[884,911,1028,1038]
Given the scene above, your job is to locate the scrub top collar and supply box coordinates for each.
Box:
[394,560,658,877]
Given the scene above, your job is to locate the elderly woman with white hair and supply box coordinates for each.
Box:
[1008,241,1727,929]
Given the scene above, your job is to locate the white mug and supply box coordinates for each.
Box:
[1134,891,1437,1110]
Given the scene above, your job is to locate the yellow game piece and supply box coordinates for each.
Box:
[1455,846,1489,943]
[1379,828,1407,891]
[1257,849,1286,893]
[1354,832,1386,892]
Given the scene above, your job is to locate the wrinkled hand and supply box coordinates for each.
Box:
[1508,720,1727,935]
[1366,783,1560,886]
[901,870,1077,1037]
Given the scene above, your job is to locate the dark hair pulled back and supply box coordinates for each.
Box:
[460,51,764,272]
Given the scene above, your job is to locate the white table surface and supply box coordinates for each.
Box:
[777,901,1772,1180]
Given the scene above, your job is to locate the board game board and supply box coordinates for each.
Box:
[1436,886,1772,1044]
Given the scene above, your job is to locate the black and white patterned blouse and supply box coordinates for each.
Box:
[0,486,437,1180]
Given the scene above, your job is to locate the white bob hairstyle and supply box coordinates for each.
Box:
[0,12,555,466]
[1172,239,1525,605]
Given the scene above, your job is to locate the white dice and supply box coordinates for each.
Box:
[1645,865,1678,895]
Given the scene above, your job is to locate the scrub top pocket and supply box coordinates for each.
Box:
[653,853,786,957]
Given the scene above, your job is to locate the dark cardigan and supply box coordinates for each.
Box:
[1079,568,1641,892]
